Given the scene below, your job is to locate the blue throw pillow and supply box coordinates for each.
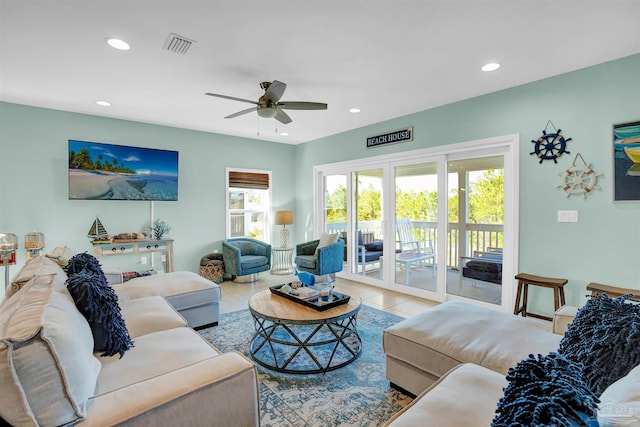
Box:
[65,254,133,358]
[558,293,640,396]
[493,353,599,427]
[65,251,105,276]
[364,240,383,252]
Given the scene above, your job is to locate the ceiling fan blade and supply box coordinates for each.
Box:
[263,80,287,103]
[225,107,256,119]
[274,109,292,124]
[278,101,327,110]
[205,93,258,105]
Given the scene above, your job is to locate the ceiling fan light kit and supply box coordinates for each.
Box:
[205,80,327,125]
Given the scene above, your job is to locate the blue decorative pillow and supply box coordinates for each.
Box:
[364,240,383,252]
[493,353,599,427]
[65,254,133,358]
[558,293,640,396]
[66,251,105,276]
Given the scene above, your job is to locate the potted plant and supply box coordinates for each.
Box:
[152,219,171,240]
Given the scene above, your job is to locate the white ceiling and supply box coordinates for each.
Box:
[1,1,639,145]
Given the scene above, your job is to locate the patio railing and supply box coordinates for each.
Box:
[327,220,503,269]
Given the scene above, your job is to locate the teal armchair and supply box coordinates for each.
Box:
[222,237,272,283]
[294,238,344,281]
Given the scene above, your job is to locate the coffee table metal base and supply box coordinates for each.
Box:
[249,310,361,374]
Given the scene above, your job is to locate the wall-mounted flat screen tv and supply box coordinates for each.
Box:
[68,140,179,201]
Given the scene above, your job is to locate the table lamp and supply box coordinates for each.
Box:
[274,210,294,248]
[0,233,18,289]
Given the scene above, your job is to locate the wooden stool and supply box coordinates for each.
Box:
[514,273,568,321]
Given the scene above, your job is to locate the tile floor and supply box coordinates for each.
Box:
[218,272,440,318]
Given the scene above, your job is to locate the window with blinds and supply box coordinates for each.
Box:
[228,171,269,190]
[226,169,271,241]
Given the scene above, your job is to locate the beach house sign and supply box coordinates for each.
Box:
[366,127,413,148]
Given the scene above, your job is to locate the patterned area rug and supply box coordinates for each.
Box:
[199,305,412,427]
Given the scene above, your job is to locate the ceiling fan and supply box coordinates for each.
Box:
[205,80,327,124]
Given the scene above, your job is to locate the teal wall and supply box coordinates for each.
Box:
[295,54,640,314]
[1,54,638,314]
[0,103,296,279]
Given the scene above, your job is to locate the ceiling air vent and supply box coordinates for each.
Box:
[163,33,195,55]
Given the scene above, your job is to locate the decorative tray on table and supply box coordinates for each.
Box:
[269,283,351,311]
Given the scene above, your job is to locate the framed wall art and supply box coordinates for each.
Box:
[613,120,640,201]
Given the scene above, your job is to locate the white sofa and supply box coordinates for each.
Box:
[0,255,260,427]
[383,300,640,426]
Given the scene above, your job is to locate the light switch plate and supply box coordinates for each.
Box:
[557,210,578,222]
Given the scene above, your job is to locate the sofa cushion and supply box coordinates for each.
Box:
[112,271,221,302]
[119,296,187,338]
[558,294,640,395]
[45,245,76,268]
[493,353,599,426]
[383,300,562,379]
[294,255,317,270]
[66,267,133,358]
[598,364,640,425]
[240,255,268,269]
[7,255,66,298]
[0,274,101,426]
[384,363,507,427]
[95,327,221,395]
[364,240,383,252]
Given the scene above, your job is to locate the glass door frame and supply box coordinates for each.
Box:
[314,134,519,312]
[313,161,391,286]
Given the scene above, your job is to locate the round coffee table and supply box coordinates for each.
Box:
[248,289,362,374]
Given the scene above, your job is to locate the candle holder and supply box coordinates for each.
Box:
[25,231,45,260]
[0,233,18,289]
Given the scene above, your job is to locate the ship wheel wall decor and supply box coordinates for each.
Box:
[557,153,601,199]
[530,121,572,164]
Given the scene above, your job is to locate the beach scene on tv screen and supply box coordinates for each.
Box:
[68,140,178,200]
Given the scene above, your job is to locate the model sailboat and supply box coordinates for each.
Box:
[87,217,110,243]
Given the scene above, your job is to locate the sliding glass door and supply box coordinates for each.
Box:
[315,135,518,310]
[323,168,385,279]
[445,156,504,305]
[391,162,438,291]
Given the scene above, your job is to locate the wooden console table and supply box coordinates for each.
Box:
[586,282,639,300]
[92,239,174,272]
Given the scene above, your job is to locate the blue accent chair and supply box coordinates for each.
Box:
[222,237,272,283]
[294,238,344,281]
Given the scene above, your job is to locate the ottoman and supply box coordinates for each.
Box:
[112,271,221,329]
[382,300,562,396]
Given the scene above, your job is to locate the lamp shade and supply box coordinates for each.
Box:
[274,210,294,226]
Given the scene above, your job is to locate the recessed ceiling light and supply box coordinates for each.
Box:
[106,38,130,51]
[349,108,361,113]
[95,100,111,107]
[280,132,289,136]
[481,62,500,72]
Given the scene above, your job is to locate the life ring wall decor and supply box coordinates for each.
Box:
[557,153,601,199]
[530,121,572,164]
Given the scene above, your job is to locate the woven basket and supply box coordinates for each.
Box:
[200,261,224,283]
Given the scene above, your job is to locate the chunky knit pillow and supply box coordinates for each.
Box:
[493,353,599,427]
[66,251,105,276]
[558,293,640,396]
[65,253,133,358]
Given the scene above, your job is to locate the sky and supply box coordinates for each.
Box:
[68,140,178,175]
